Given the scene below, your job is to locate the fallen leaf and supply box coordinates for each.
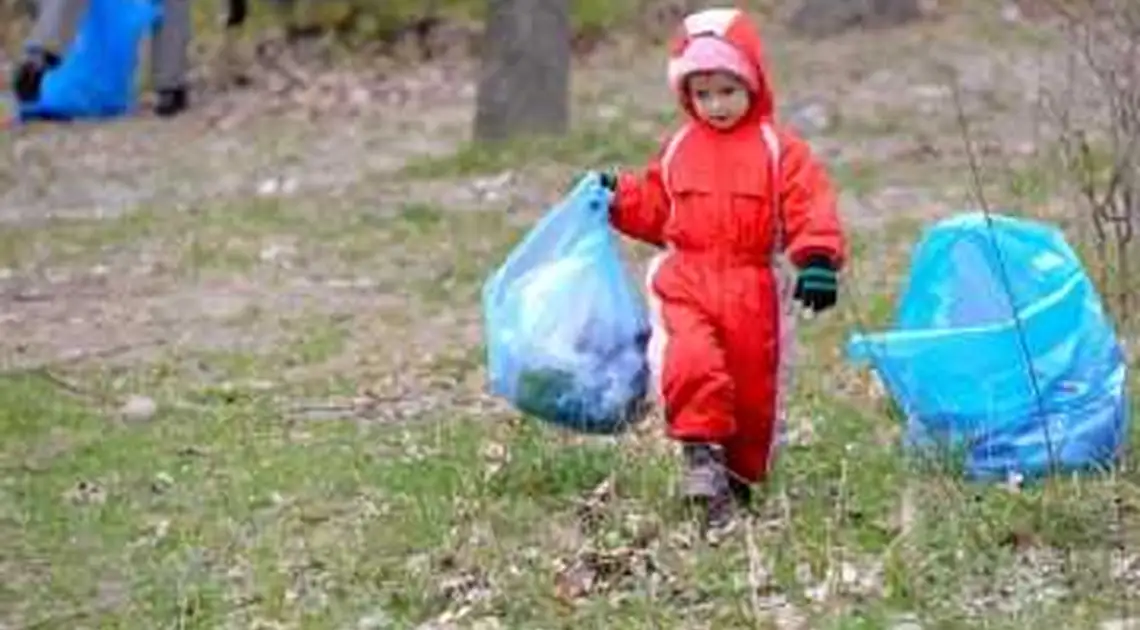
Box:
[554,556,596,602]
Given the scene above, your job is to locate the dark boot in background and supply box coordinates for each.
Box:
[150,0,191,117]
[154,86,189,117]
[13,48,61,103]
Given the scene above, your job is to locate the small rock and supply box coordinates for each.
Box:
[805,581,828,602]
[150,517,171,540]
[120,395,158,422]
[597,105,622,121]
[911,84,950,101]
[357,610,393,629]
[1101,620,1140,630]
[349,87,372,107]
[1013,141,1037,156]
[256,177,297,197]
[259,243,295,263]
[471,171,515,201]
[891,613,925,630]
[839,561,861,586]
[152,472,175,494]
[257,178,280,196]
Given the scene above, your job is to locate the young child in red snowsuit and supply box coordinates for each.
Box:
[597,7,847,531]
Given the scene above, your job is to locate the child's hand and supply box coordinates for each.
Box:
[793,256,838,313]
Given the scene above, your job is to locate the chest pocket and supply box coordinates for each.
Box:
[669,166,714,198]
[667,165,715,220]
[728,166,775,248]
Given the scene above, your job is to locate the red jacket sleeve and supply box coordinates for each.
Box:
[609,138,673,248]
[777,127,847,270]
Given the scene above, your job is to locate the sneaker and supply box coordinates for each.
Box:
[13,48,61,103]
[154,86,189,117]
[680,443,736,534]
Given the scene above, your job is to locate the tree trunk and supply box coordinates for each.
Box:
[474,0,570,143]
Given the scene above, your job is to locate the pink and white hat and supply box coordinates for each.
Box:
[666,8,763,95]
[667,33,760,95]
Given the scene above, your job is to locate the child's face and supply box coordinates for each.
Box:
[687,71,751,130]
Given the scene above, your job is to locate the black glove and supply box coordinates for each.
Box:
[793,255,838,313]
[566,170,616,195]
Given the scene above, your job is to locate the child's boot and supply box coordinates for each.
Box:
[729,476,754,512]
[680,442,736,534]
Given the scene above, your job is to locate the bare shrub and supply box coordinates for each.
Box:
[1040,0,1140,329]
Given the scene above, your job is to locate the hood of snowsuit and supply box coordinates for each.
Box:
[666,8,775,128]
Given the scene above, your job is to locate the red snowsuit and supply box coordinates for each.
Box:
[610,9,847,483]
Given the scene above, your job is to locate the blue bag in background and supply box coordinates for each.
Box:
[19,0,161,122]
[482,173,651,434]
[847,212,1129,481]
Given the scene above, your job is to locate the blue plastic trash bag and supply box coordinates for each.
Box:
[19,0,161,122]
[482,173,652,434]
[847,212,1129,481]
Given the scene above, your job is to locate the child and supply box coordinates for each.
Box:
[596,7,847,533]
[12,0,197,117]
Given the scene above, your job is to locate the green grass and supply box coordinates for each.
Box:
[4,359,1137,628]
[401,120,658,180]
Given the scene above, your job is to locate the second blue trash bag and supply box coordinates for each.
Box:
[482,173,651,434]
[847,212,1129,481]
[19,0,160,122]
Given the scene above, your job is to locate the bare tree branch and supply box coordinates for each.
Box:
[1035,0,1140,325]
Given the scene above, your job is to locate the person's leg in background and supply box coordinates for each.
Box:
[12,0,87,102]
[19,0,40,19]
[149,0,193,116]
[225,0,247,28]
